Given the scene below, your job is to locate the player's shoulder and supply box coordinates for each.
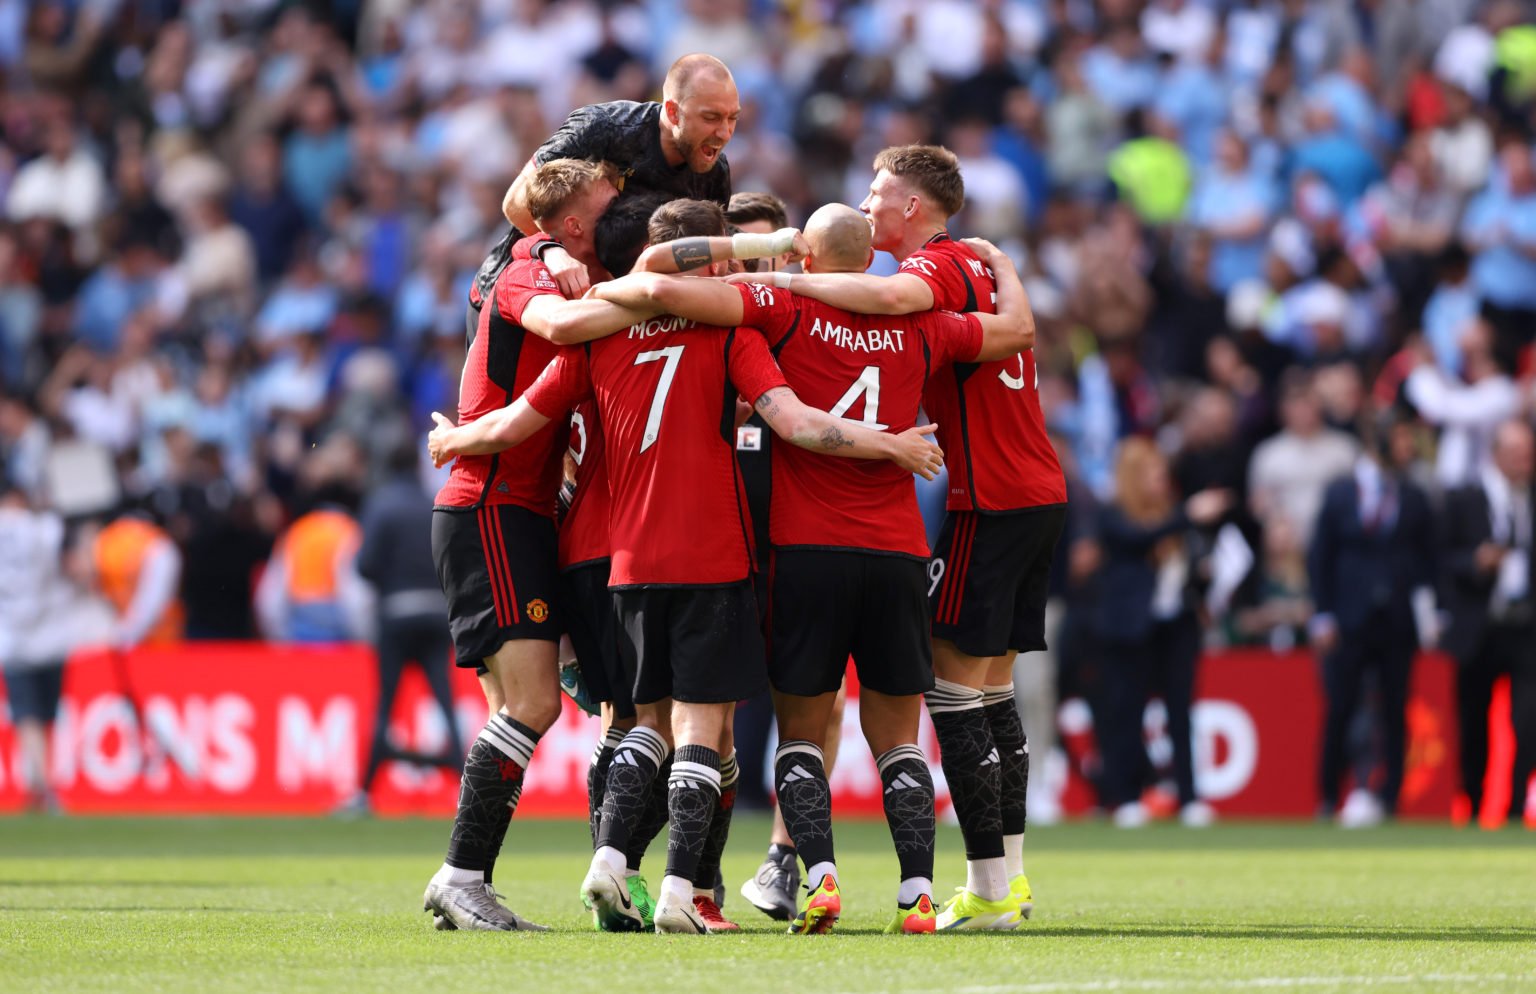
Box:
[575,99,658,132]
[492,251,560,312]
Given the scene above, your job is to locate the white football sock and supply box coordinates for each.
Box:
[805,861,837,888]
[897,876,932,906]
[593,846,626,875]
[432,863,483,888]
[659,873,693,909]
[966,856,1010,901]
[1003,833,1025,879]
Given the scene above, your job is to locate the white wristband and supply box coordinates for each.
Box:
[770,271,792,289]
[731,227,797,260]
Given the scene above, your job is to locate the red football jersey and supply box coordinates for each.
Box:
[736,283,982,558]
[525,318,787,587]
[558,398,610,570]
[905,233,1067,512]
[436,240,567,515]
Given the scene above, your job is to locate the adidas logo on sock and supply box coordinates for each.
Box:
[782,765,814,783]
[980,749,1001,767]
[885,772,924,793]
[612,752,637,766]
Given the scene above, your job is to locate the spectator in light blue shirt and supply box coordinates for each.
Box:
[1291,102,1381,208]
[1461,140,1536,314]
[71,241,162,354]
[255,255,338,349]
[1154,50,1228,164]
[1188,132,1275,293]
[282,84,352,221]
[1082,21,1160,113]
[1421,246,1477,378]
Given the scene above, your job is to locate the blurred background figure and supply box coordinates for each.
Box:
[1440,419,1536,827]
[0,484,107,811]
[255,447,372,645]
[1092,438,1231,829]
[1308,417,1438,827]
[339,443,462,817]
[90,508,184,651]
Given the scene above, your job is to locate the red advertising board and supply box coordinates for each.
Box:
[0,644,1504,819]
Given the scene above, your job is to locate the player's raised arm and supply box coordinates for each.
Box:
[962,237,1036,361]
[751,386,944,480]
[502,159,540,234]
[427,401,553,467]
[730,269,935,315]
[632,228,807,274]
[591,271,748,328]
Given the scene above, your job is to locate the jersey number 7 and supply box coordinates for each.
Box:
[635,345,684,452]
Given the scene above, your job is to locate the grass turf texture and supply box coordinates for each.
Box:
[1,817,1532,993]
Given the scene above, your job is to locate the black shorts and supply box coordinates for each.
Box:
[560,560,633,719]
[432,504,561,668]
[613,581,767,706]
[768,549,933,698]
[930,505,1066,657]
[1,662,65,722]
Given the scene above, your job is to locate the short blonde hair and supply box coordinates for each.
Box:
[525,159,614,225]
[872,145,965,218]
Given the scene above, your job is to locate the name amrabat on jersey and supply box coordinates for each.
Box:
[808,317,906,353]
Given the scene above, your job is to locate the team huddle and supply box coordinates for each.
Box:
[418,54,1066,936]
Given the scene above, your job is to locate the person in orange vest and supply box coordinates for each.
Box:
[255,489,373,643]
[93,510,184,650]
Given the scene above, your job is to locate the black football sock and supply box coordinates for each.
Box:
[588,726,626,849]
[444,712,540,873]
[664,744,722,889]
[693,751,738,892]
[876,744,936,889]
[483,799,513,886]
[774,740,835,876]
[927,679,1004,861]
[983,684,1029,839]
[595,726,668,859]
[626,755,672,871]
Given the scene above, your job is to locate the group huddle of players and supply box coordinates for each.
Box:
[417,54,1067,936]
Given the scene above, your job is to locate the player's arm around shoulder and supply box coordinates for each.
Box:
[519,291,656,346]
[730,268,934,316]
[964,237,1036,361]
[751,386,944,479]
[591,271,748,328]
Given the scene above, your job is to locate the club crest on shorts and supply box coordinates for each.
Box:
[526,598,550,623]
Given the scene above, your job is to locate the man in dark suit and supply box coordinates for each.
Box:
[1308,419,1439,822]
[1440,419,1536,824]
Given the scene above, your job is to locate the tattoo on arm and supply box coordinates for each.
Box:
[754,388,783,422]
[670,238,714,271]
[818,425,853,450]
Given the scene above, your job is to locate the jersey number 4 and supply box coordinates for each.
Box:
[634,345,684,452]
[830,365,889,430]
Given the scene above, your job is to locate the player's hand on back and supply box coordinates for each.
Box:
[542,244,592,298]
[428,412,458,468]
[961,237,1004,265]
[892,423,944,480]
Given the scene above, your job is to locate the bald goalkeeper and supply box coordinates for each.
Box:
[503,54,740,296]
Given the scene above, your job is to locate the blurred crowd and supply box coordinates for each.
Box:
[2,0,1536,822]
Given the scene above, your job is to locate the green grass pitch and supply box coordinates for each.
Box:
[1,816,1532,993]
